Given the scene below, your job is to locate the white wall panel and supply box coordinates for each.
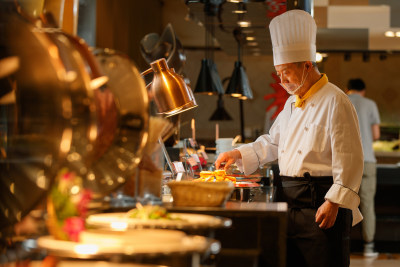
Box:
[327,5,390,28]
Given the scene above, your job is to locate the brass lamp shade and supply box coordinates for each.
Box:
[144,58,197,116]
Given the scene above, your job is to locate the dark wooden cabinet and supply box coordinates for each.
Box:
[166,202,288,267]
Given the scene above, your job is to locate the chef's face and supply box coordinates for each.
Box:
[275,62,308,95]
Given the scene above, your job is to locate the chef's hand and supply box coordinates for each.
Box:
[215,150,242,170]
[315,200,339,229]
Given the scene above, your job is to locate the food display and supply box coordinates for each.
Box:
[86,205,227,230]
[193,170,236,183]
[37,229,212,256]
[126,204,180,220]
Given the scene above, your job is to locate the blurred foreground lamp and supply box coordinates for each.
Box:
[141,58,197,117]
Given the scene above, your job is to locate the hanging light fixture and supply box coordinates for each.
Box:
[226,27,253,100]
[210,94,233,121]
[225,16,254,139]
[194,0,224,95]
[209,77,233,121]
[226,3,253,100]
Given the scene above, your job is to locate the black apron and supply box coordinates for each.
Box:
[280,172,352,267]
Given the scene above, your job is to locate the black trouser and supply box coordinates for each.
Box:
[281,173,352,267]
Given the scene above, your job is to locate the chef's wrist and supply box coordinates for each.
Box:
[326,199,339,208]
[232,149,242,159]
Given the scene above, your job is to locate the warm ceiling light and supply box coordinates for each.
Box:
[316,52,328,63]
[385,31,395,37]
[316,53,323,63]
[396,31,400,37]
[246,36,255,41]
[237,21,251,27]
[247,42,258,46]
[231,93,242,98]
[228,0,242,3]
[232,10,247,14]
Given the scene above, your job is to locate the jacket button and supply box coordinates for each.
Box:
[297,150,302,154]
[305,127,308,131]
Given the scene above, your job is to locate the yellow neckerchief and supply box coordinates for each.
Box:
[295,74,328,109]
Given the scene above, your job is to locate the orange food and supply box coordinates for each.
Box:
[196,170,235,184]
[224,176,236,184]
[214,169,226,176]
[200,171,214,177]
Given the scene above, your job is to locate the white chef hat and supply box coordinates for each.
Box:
[269,10,316,66]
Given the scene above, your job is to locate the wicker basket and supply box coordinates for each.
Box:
[167,181,234,207]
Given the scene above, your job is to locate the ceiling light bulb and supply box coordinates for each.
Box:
[385,31,395,37]
[231,93,242,98]
[246,37,255,41]
[396,31,400,37]
[238,21,251,27]
[232,10,247,14]
[316,53,323,63]
[247,42,258,46]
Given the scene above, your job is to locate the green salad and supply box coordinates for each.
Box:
[126,204,176,220]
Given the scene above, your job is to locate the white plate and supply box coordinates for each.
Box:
[37,229,211,258]
[86,212,227,230]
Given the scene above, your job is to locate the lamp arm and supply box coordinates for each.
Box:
[141,67,153,77]
[158,137,176,178]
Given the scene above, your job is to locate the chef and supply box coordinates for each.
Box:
[215,10,363,267]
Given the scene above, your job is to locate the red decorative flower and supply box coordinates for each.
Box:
[76,189,92,218]
[61,171,74,181]
[63,217,85,242]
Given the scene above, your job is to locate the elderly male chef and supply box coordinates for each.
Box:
[215,10,363,267]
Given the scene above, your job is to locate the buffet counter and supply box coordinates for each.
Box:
[351,159,400,250]
[165,201,288,267]
[375,151,400,164]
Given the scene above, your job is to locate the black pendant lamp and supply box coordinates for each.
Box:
[226,26,254,140]
[209,94,232,121]
[226,61,253,100]
[194,1,224,95]
[195,58,224,95]
[226,27,253,100]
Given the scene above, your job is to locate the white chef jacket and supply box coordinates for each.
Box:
[236,81,364,226]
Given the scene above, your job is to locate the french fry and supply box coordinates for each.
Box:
[214,169,226,176]
[200,171,214,177]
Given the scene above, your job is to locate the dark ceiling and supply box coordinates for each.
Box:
[181,0,400,56]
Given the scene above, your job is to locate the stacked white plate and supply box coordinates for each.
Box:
[215,138,234,156]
